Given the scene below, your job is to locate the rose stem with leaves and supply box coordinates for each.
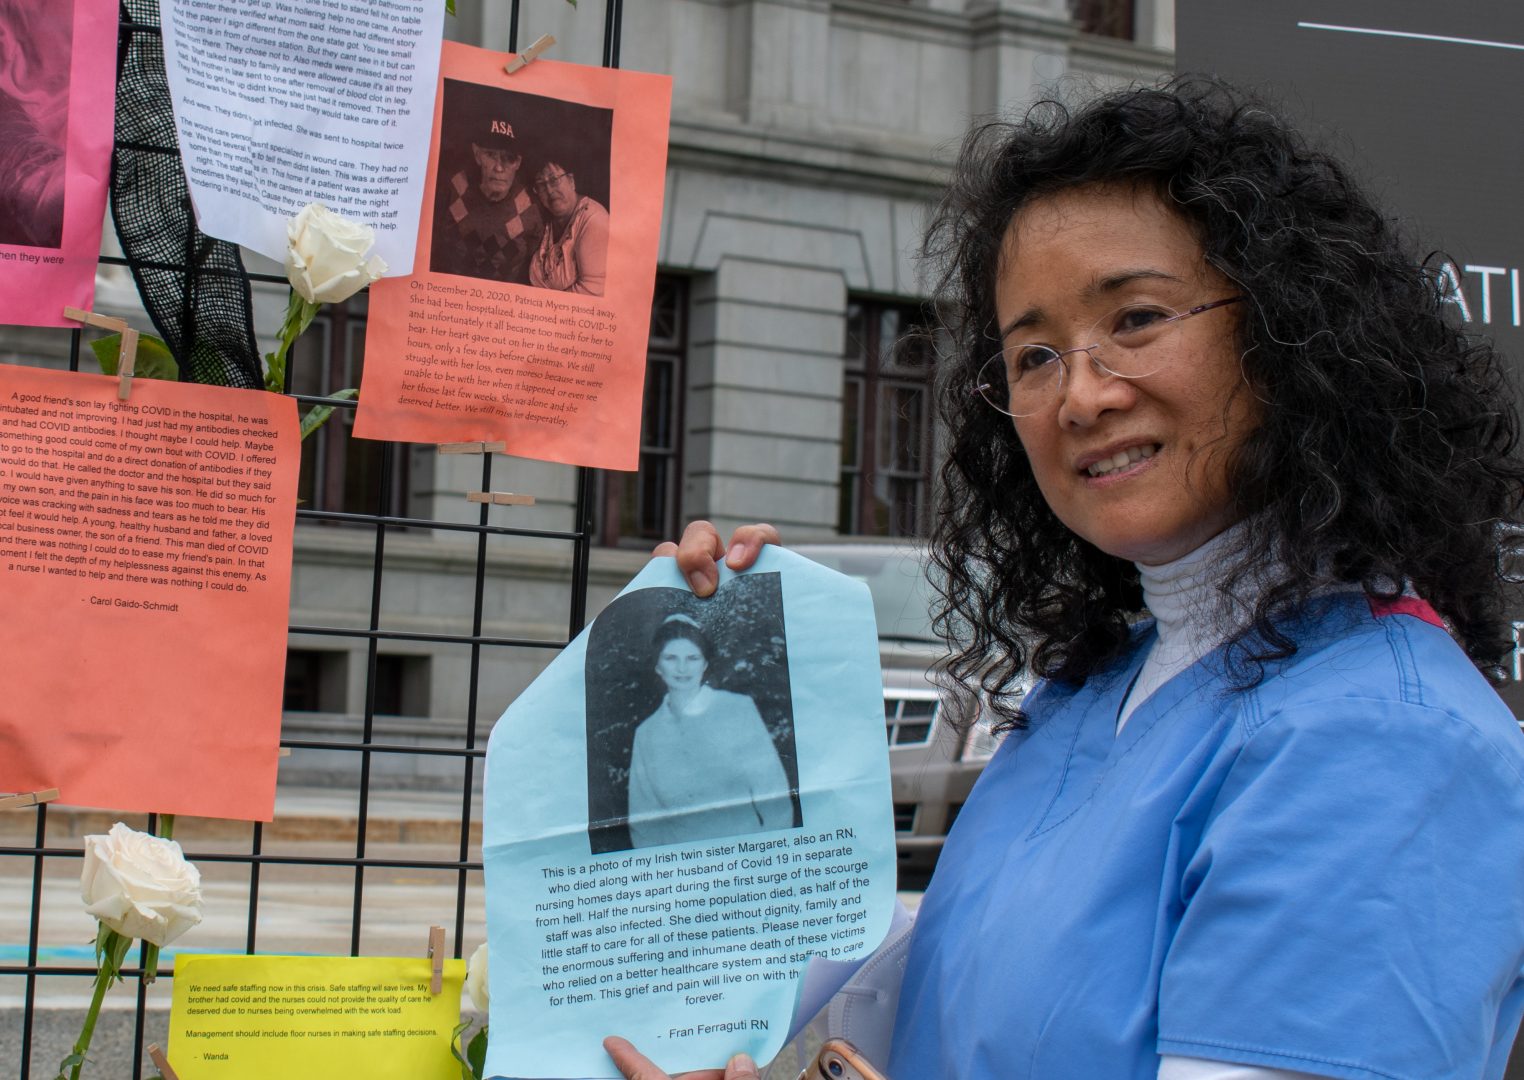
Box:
[264,290,321,394]
[63,921,134,1080]
[62,815,176,1080]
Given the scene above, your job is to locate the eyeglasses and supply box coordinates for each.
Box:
[531,171,572,195]
[974,296,1244,417]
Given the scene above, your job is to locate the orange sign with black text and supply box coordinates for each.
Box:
[353,43,673,470]
[0,366,297,820]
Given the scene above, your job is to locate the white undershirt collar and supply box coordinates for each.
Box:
[1118,526,1253,732]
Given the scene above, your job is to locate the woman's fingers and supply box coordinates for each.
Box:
[722,524,782,571]
[602,1035,730,1080]
[602,1035,683,1079]
[651,521,782,597]
[671,520,727,597]
[722,1052,761,1079]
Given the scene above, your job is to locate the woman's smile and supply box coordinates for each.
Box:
[655,639,708,692]
[1076,440,1160,481]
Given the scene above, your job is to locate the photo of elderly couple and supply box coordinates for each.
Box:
[583,573,804,855]
[429,78,613,296]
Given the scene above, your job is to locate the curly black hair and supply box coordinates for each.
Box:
[926,78,1524,728]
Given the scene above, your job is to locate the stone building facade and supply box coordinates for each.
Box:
[0,1,1173,786]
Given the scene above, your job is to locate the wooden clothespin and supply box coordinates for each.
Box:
[427,925,446,995]
[504,34,555,74]
[63,307,140,401]
[466,491,536,507]
[437,441,507,455]
[0,788,59,811]
[147,1044,180,1080]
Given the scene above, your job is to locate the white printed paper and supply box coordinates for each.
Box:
[159,0,444,271]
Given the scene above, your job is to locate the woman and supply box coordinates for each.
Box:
[625,614,793,850]
[528,156,610,296]
[609,80,1524,1080]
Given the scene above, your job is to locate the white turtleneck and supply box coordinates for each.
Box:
[1119,526,1251,733]
[1118,529,1335,1080]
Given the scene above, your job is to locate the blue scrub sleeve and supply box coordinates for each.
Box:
[1157,699,1524,1080]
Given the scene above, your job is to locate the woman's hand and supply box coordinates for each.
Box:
[603,1035,759,1080]
[652,521,782,598]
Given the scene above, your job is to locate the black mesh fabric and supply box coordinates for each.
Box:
[112,0,262,388]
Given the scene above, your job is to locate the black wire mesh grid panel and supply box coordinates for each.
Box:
[0,3,627,1075]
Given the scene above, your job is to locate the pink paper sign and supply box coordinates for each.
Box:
[0,0,118,326]
[354,45,673,470]
[0,366,299,820]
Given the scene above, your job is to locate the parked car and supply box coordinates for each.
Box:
[792,541,1021,888]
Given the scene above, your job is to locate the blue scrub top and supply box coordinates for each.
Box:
[890,595,1524,1080]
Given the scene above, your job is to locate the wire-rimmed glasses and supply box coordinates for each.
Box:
[532,170,573,196]
[974,296,1244,417]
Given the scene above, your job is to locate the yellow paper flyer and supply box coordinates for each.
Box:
[167,954,466,1078]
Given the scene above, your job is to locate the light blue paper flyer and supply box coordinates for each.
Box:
[482,549,896,1078]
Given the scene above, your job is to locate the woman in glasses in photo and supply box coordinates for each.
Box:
[608,79,1524,1080]
[528,152,610,297]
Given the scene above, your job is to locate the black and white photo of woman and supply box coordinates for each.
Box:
[625,614,792,849]
[584,575,802,854]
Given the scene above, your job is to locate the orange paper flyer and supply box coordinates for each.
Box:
[0,366,298,820]
[353,44,673,470]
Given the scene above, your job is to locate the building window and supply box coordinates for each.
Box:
[283,649,347,713]
[840,299,934,537]
[373,654,431,717]
[1071,0,1134,39]
[595,275,687,546]
[885,692,938,746]
[289,293,410,520]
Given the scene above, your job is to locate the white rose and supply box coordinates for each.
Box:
[465,941,489,1013]
[283,202,388,304]
[80,822,203,948]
